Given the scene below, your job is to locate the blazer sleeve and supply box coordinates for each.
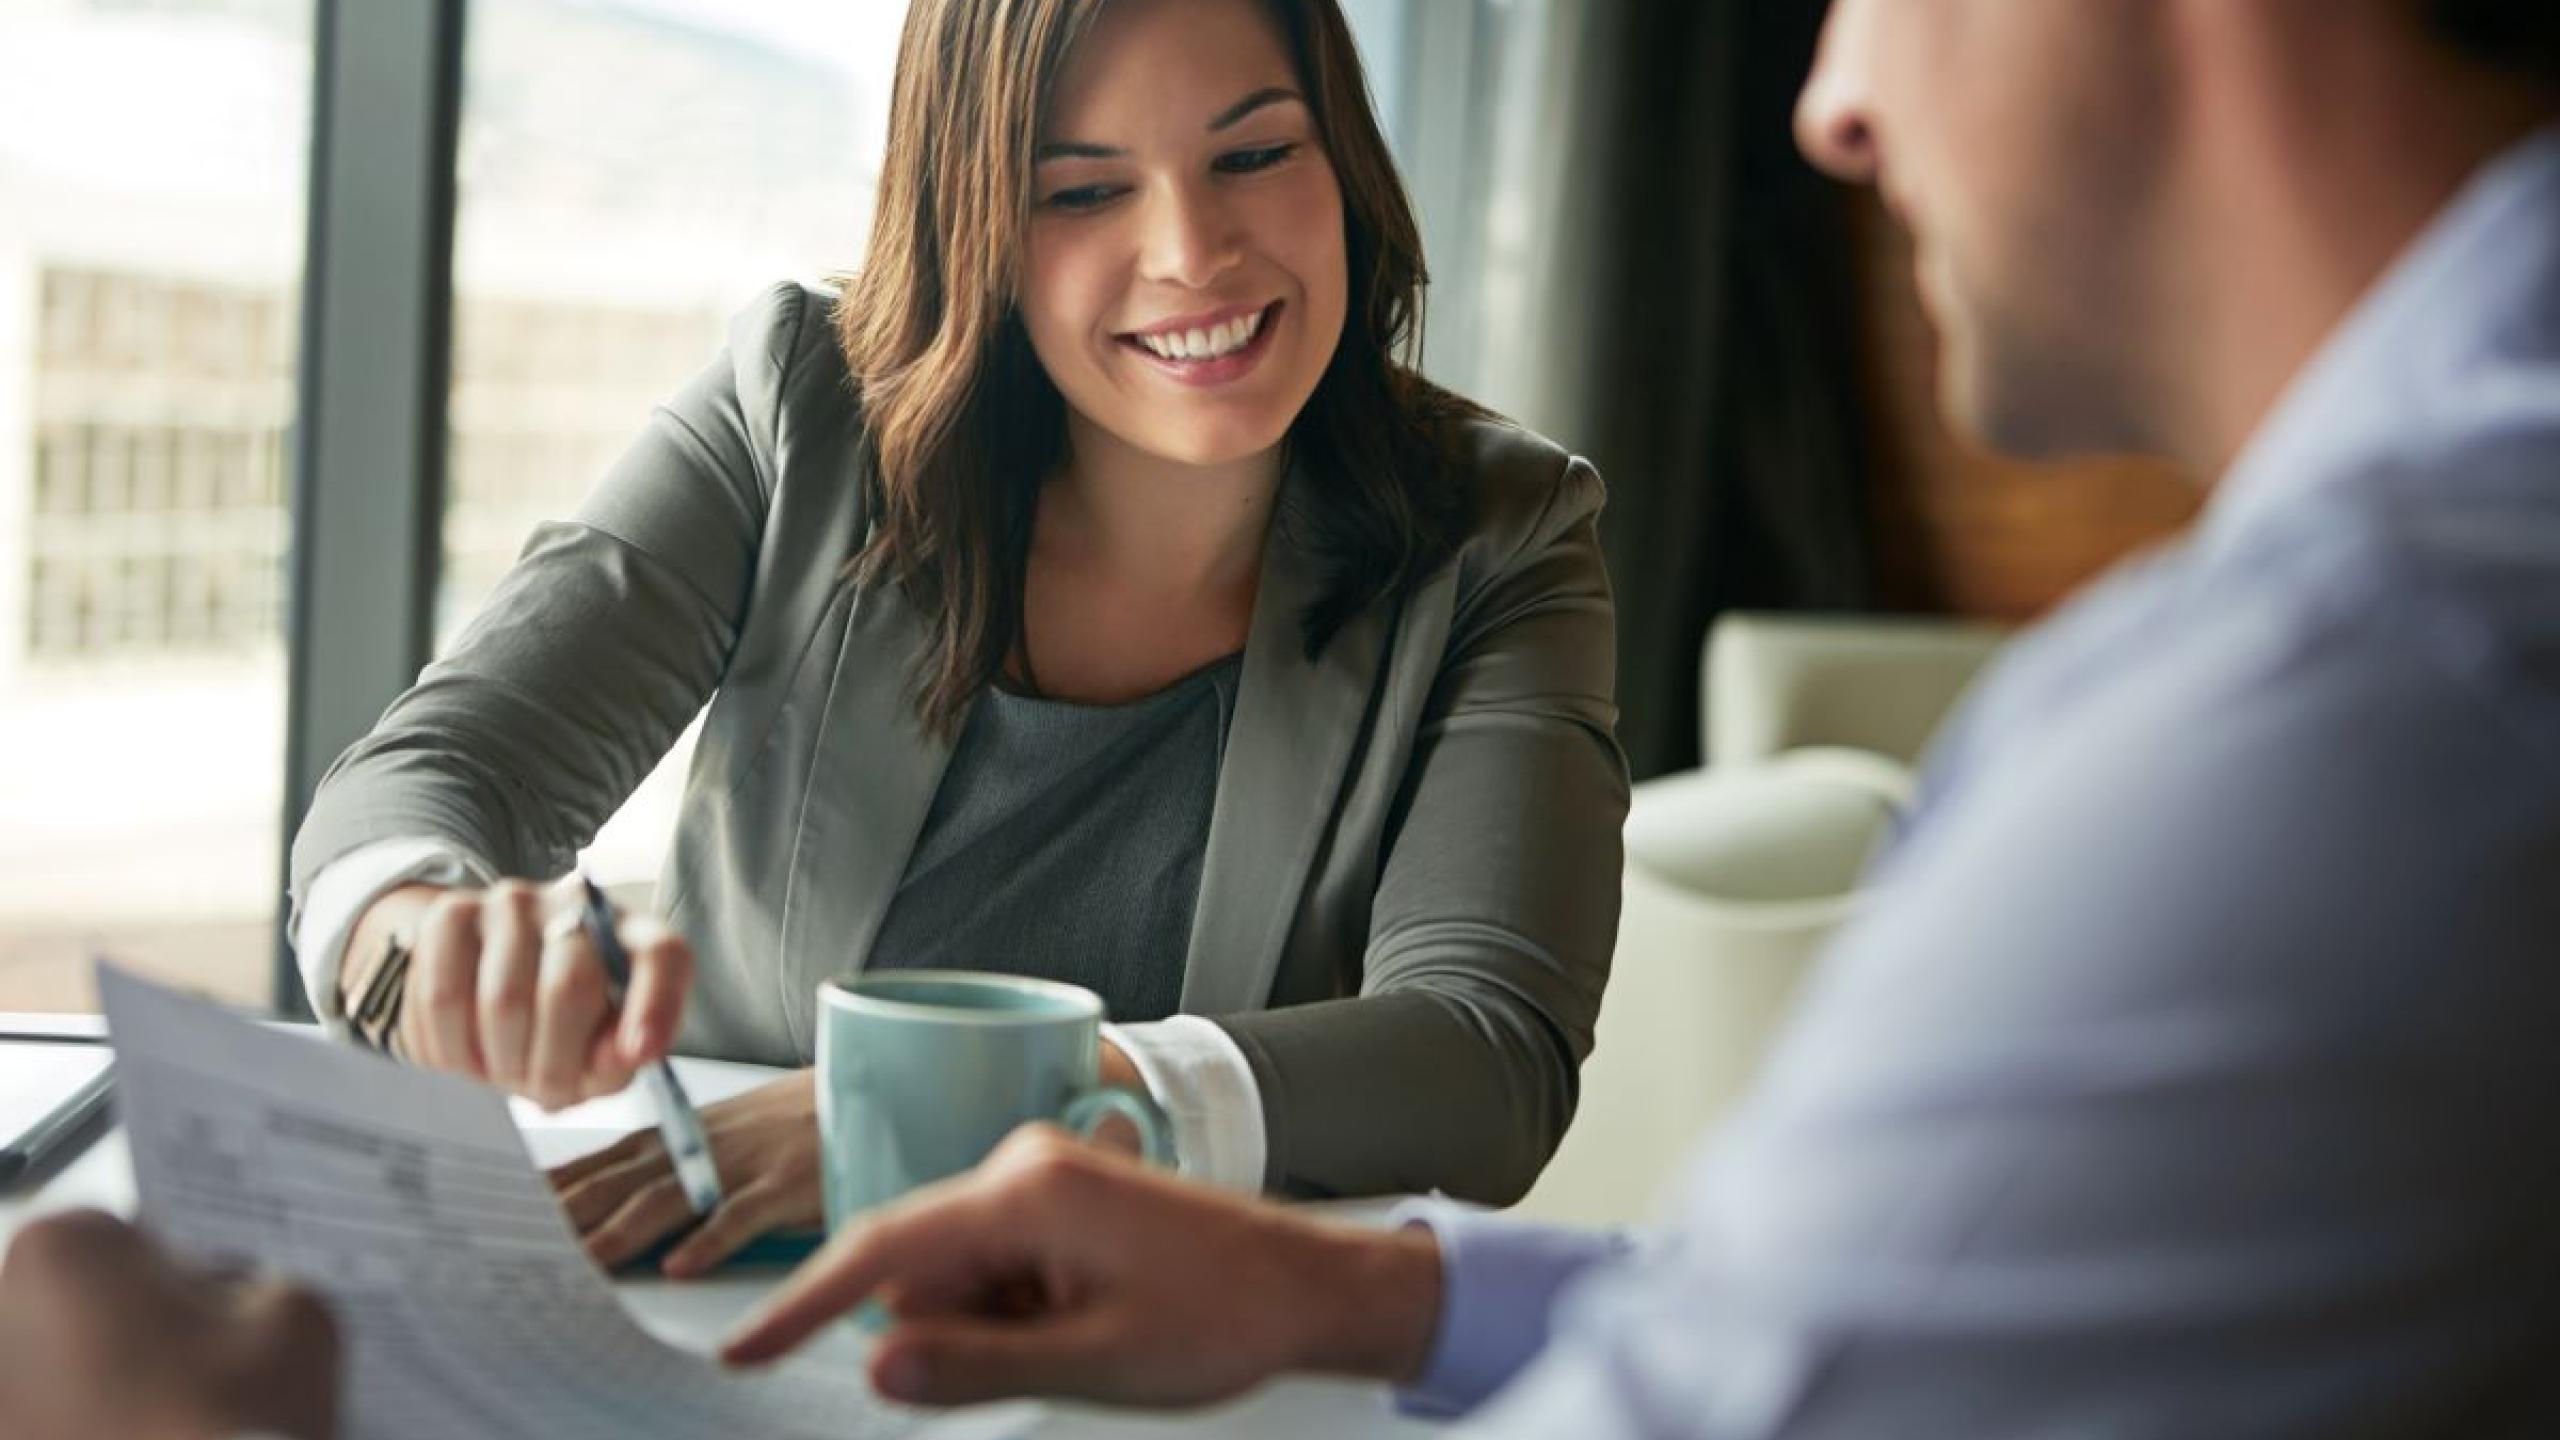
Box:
[287,282,815,919]
[1220,453,1630,1203]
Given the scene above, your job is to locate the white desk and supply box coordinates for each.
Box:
[0,1053,1442,1438]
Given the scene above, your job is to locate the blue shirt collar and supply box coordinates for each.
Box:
[2204,123,2560,551]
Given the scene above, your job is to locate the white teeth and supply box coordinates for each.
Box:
[1137,309,1266,362]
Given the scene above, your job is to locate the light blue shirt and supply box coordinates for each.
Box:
[1404,125,2560,1435]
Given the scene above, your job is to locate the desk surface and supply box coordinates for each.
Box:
[0,1051,1440,1438]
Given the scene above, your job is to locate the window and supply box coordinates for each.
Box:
[24,274,293,660]
[0,0,312,1012]
[439,0,908,888]
[0,0,1433,1015]
[431,0,1427,892]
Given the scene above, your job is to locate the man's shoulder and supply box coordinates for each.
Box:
[2232,418,2560,776]
[1947,437,2560,880]
[1858,500,2560,1019]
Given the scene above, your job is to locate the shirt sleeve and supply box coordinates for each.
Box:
[292,837,493,1036]
[1098,1016,1266,1190]
[287,284,808,916]
[1462,579,2560,1437]
[1389,1200,1632,1419]
[1213,454,1627,1205]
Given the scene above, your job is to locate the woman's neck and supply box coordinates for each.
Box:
[1041,414,1285,600]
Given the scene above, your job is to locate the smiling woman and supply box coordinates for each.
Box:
[847,0,1466,727]
[1023,53,1346,461]
[289,0,1628,1276]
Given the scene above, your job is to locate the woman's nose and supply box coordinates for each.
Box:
[1137,180,1245,290]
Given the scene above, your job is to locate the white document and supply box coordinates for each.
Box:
[97,965,1028,1440]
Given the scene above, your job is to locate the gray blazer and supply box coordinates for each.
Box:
[291,283,1628,1203]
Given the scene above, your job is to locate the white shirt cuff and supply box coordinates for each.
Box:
[294,837,495,1037]
[1099,1016,1267,1191]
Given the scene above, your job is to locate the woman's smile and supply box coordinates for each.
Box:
[1117,300,1285,388]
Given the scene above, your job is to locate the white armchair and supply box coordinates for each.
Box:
[1705,612,2010,768]
[1515,613,2007,1225]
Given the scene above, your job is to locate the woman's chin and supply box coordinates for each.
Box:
[1111,419,1298,472]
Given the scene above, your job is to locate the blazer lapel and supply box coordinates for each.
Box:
[774,577,957,1057]
[1180,468,1390,1016]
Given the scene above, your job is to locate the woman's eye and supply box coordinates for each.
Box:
[1043,184,1124,212]
[1214,143,1298,176]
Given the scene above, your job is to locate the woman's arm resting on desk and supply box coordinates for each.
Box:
[721,1127,1445,1409]
[290,287,804,1060]
[1224,454,1628,1202]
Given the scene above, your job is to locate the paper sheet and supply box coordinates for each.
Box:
[97,966,1028,1440]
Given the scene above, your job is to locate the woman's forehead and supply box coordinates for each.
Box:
[1042,0,1301,142]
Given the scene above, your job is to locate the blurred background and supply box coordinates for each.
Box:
[0,0,2195,1018]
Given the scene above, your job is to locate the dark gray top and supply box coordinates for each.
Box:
[865,654,1245,1024]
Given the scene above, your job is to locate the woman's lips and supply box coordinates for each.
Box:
[1118,301,1283,389]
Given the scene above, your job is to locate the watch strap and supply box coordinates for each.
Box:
[345,928,413,1055]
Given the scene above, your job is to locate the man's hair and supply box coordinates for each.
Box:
[2423,0,2560,88]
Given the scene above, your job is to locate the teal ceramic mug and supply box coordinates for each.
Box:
[814,970,1174,1231]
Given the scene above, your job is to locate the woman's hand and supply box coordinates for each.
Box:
[348,877,694,1111]
[548,1069,824,1278]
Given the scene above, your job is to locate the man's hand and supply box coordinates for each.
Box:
[0,1212,340,1440]
[720,1126,1445,1409]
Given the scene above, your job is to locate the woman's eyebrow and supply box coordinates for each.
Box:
[1035,86,1308,163]
[1036,140,1121,162]
[1207,86,1305,132]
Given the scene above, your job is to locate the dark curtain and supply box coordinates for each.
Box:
[1558,0,1872,779]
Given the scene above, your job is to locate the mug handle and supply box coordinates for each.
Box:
[1058,1085,1175,1167]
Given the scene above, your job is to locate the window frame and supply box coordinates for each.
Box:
[275,0,467,1016]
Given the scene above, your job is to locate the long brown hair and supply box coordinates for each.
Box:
[840,0,1472,737]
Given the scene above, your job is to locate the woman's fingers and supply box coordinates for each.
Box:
[476,883,543,1092]
[525,923,609,1111]
[615,916,693,1067]
[578,1024,638,1103]
[660,1186,784,1279]
[582,1175,695,1272]
[547,1133,654,1199]
[409,894,484,1077]
[387,875,690,1104]
[551,1137,670,1230]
